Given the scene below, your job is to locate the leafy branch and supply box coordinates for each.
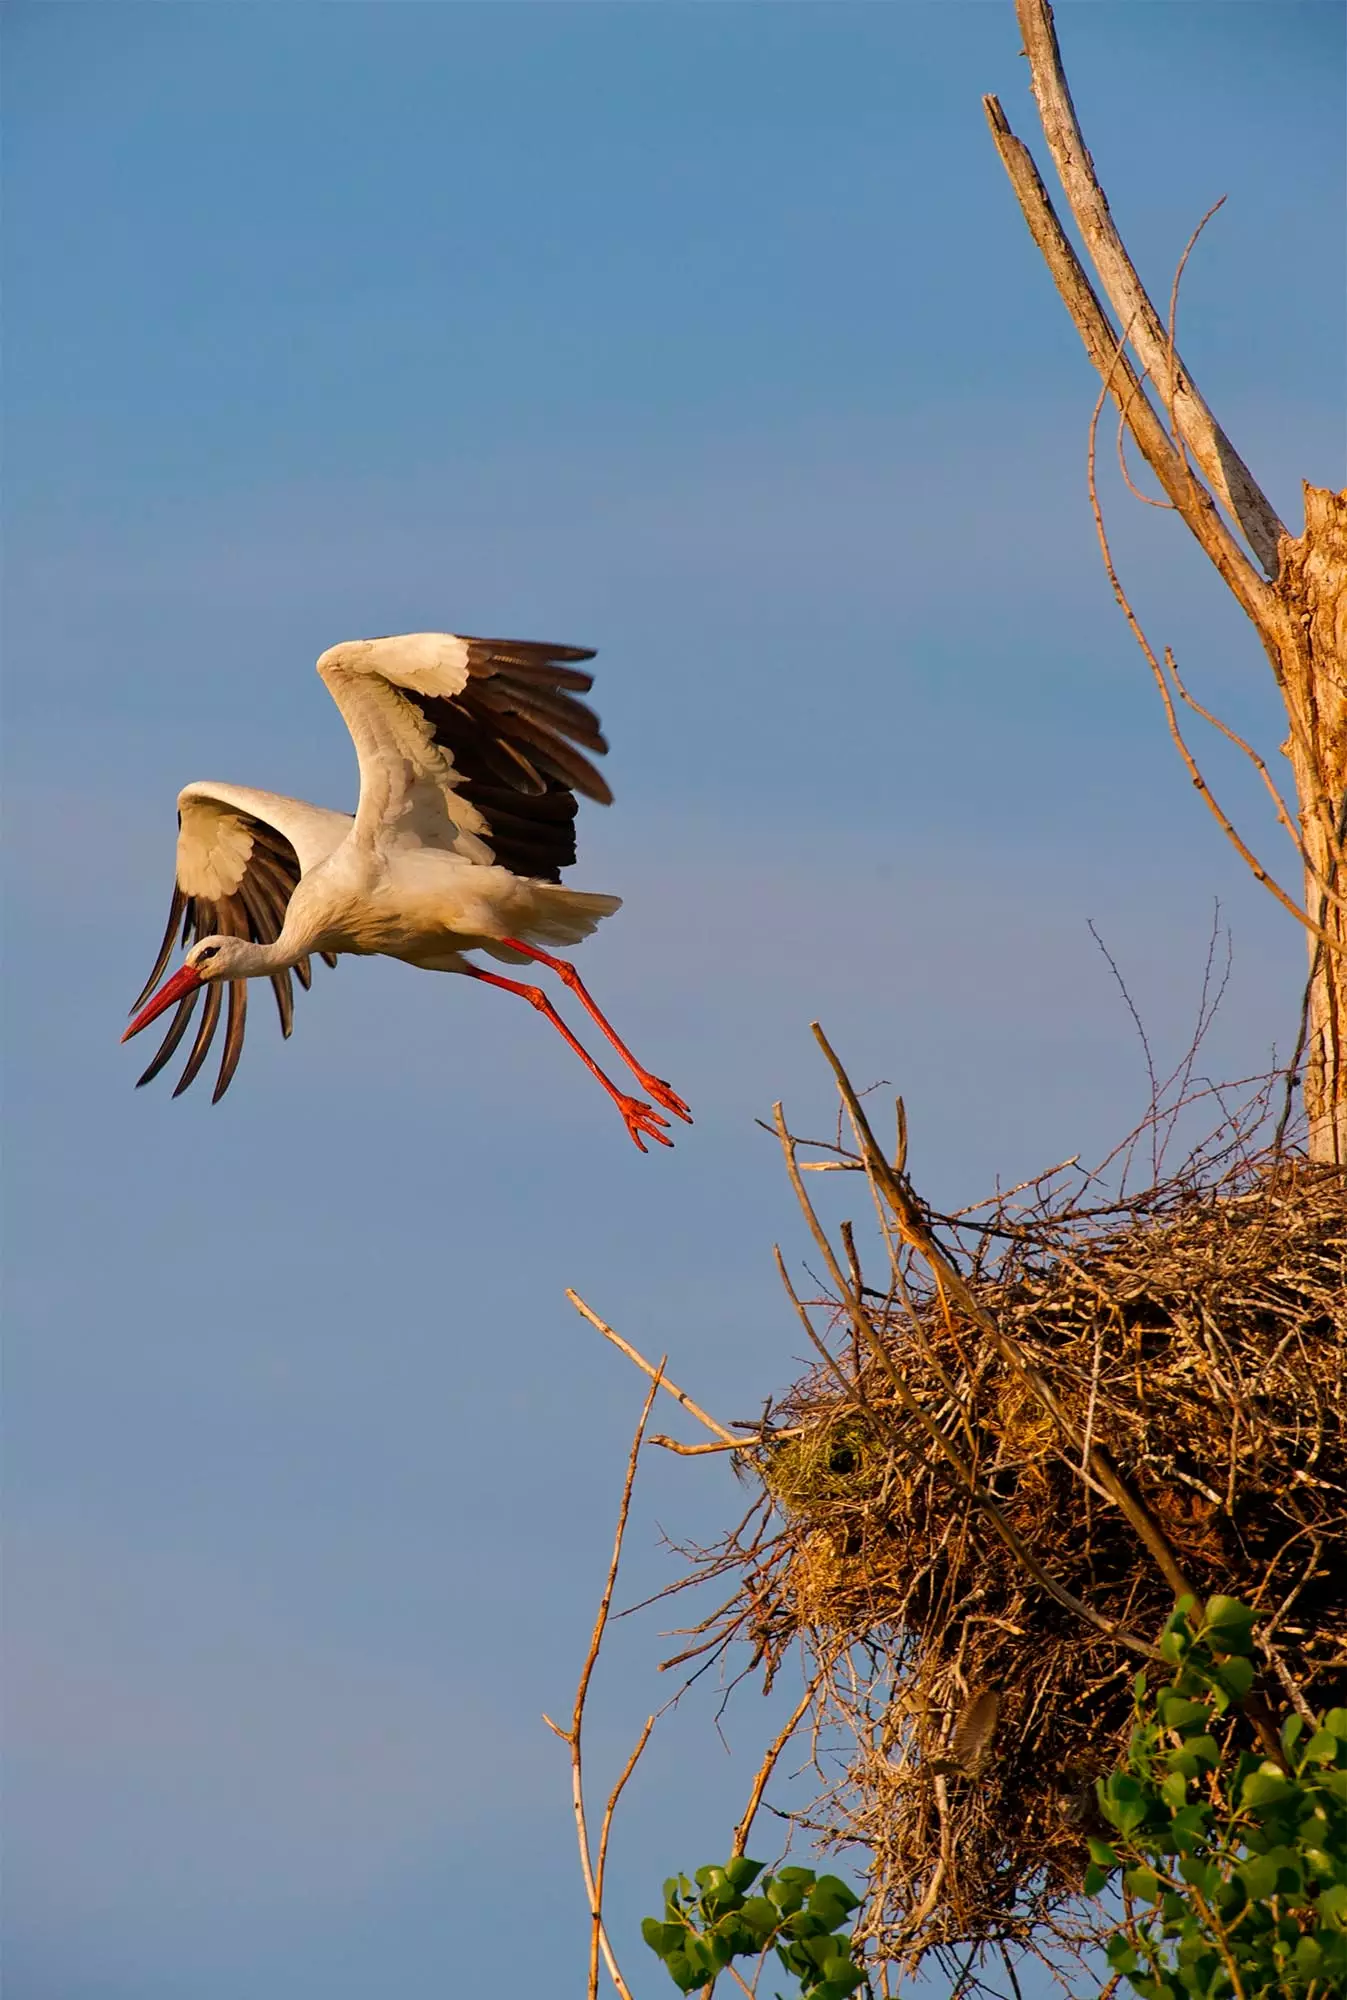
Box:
[1088,1596,1347,2000]
[643,1859,867,2000]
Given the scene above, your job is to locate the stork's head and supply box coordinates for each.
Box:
[122,935,254,1042]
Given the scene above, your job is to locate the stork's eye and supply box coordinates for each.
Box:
[197,945,220,961]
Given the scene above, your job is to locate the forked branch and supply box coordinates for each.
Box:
[1011,0,1286,578]
[543,1370,664,2000]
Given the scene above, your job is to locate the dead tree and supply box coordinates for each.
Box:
[985,0,1346,1165]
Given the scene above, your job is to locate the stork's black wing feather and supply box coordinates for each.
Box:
[417,638,611,881]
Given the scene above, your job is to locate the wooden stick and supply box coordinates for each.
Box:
[980,93,1274,632]
[1012,0,1285,578]
[543,1371,663,2000]
[730,1666,830,1858]
[773,1098,1159,1656]
[650,1428,806,1457]
[566,1289,739,1443]
[806,1028,1199,1607]
[1082,388,1343,957]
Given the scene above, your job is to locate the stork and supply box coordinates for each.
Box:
[122,633,692,1151]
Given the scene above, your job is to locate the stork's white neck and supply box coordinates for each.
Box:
[203,911,329,979]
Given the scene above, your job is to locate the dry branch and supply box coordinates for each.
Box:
[566,1289,739,1443]
[544,1370,664,2000]
[1011,0,1285,577]
[979,94,1271,630]
[984,0,1347,1161]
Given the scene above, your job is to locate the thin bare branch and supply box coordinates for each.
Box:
[1083,388,1344,956]
[981,94,1274,630]
[1012,0,1286,577]
[593,1710,656,1985]
[549,1369,664,2000]
[1162,650,1347,926]
[567,1289,739,1443]
[731,1667,831,1858]
[651,1428,807,1457]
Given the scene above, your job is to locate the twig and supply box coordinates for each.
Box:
[567,1290,739,1443]
[651,1428,807,1457]
[774,1094,1161,1656]
[808,1024,1198,1605]
[1087,920,1159,1184]
[594,1712,656,1978]
[1083,379,1341,956]
[731,1666,831,1857]
[1164,651,1347,912]
[543,1369,664,2000]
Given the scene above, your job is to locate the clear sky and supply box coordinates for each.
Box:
[4,4,1343,1995]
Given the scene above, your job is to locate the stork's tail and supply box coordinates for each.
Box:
[483,886,622,958]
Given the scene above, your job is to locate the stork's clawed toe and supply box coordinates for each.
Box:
[617,1094,675,1151]
[636,1074,693,1124]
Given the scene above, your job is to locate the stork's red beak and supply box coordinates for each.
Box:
[123,962,204,1041]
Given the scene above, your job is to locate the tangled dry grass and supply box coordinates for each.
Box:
[653,1032,1346,1991]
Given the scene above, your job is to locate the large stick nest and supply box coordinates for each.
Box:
[674,1073,1346,1981]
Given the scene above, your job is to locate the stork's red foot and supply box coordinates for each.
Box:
[618,1094,674,1152]
[631,1072,693,1124]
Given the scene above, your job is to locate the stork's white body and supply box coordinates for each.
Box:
[124,631,688,1148]
[175,777,616,973]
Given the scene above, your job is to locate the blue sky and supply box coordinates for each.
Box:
[4,4,1343,1995]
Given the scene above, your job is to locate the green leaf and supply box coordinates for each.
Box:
[1158,1695,1211,1731]
[724,1856,765,1892]
[1282,1712,1306,1754]
[739,1896,781,1945]
[1241,1764,1294,1808]
[1105,1934,1140,1973]
[1297,1932,1325,1970]
[1088,1838,1120,1868]
[1124,1865,1161,1903]
[664,1948,710,1994]
[642,1917,688,1957]
[1203,1595,1256,1655]
[810,1874,860,1915]
[1316,1881,1347,1921]
[1177,1855,1217,1897]
[812,1970,866,2000]
[1302,1730,1346,1766]
[1160,1771,1188,1809]
[1238,1850,1281,1899]
[766,1872,809,1917]
[1171,1734,1220,1774]
[1083,1864,1111,1896]
[807,1879,858,1929]
[1214,1655,1255,1701]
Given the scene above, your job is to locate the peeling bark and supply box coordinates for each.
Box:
[1274,488,1347,1162]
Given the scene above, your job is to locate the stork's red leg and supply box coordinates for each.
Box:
[499,939,692,1124]
[465,967,673,1152]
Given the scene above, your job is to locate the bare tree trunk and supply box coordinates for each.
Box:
[1275,489,1347,1162]
[985,0,1347,1163]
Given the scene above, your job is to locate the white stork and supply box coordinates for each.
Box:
[122,632,692,1151]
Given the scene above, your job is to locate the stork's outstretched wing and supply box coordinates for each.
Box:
[317,633,610,881]
[131,784,350,1103]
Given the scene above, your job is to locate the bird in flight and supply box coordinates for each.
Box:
[123,632,692,1151]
